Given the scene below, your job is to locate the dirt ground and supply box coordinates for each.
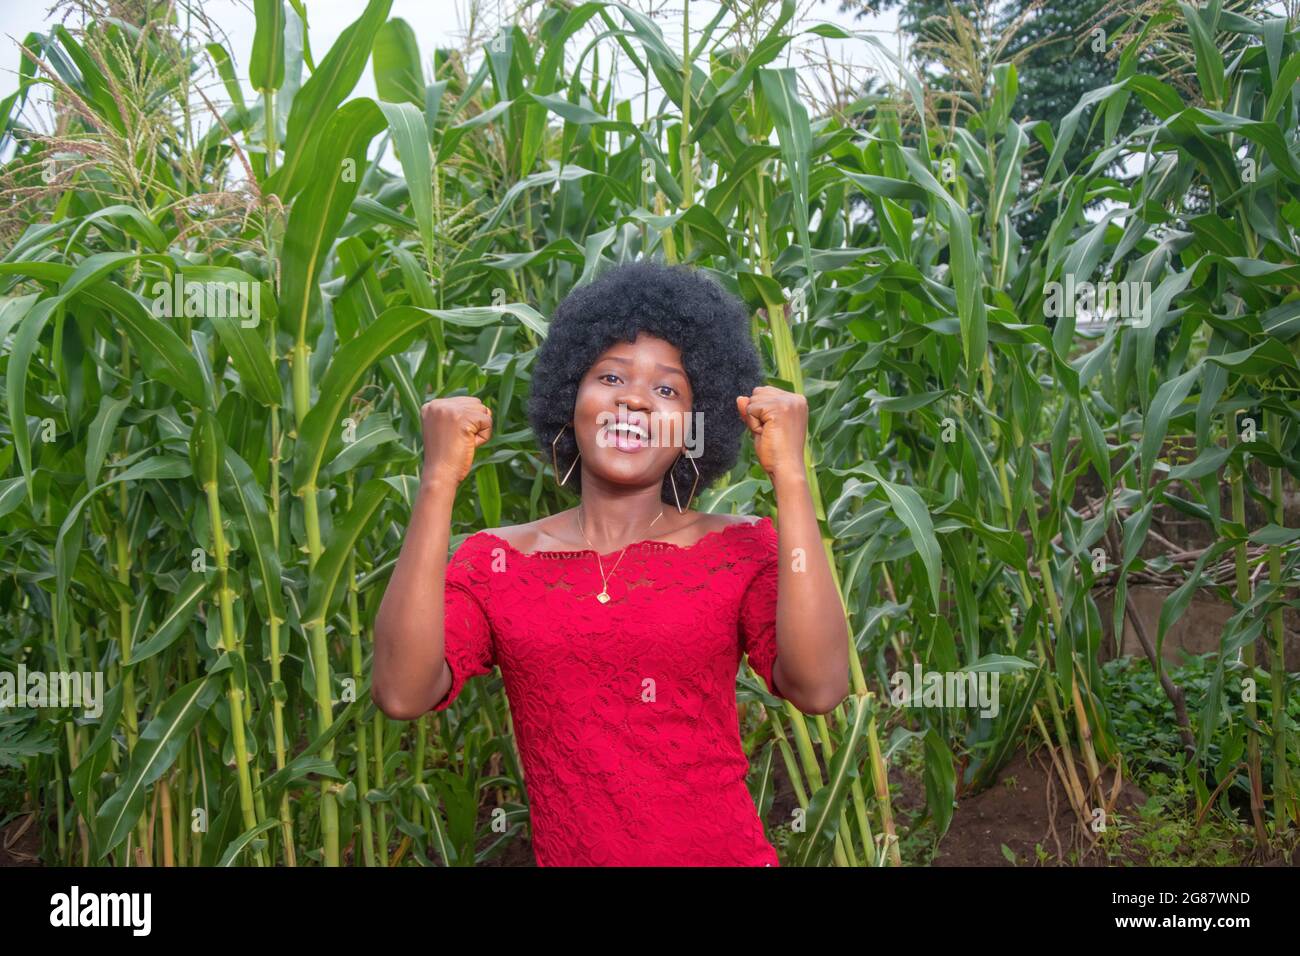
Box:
[0,810,42,866]
[924,749,1148,866]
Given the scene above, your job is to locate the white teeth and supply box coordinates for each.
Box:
[608,423,648,440]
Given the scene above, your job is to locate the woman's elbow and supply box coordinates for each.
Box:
[373,693,423,722]
[803,693,843,715]
[807,673,851,715]
[371,675,423,722]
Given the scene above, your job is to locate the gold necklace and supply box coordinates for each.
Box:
[576,502,665,603]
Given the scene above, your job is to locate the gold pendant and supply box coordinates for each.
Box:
[597,591,610,603]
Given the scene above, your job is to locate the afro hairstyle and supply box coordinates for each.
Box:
[526,258,765,507]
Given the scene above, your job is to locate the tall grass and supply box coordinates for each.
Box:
[0,0,1295,866]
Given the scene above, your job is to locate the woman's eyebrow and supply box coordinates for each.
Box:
[602,356,686,377]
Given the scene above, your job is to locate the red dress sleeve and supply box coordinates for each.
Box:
[431,534,496,712]
[739,519,786,700]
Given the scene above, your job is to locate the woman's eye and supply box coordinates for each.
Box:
[596,373,675,398]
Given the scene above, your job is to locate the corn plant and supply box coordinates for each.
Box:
[0,0,1295,868]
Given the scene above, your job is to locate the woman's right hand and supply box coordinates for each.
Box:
[421,396,493,487]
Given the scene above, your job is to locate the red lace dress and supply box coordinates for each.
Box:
[432,515,787,866]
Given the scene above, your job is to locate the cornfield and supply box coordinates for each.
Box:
[0,0,1297,868]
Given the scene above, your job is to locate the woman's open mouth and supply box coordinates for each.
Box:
[601,421,650,453]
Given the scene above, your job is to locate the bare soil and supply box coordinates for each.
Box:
[0,810,43,866]
[927,749,1149,866]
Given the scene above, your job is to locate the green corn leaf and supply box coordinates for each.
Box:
[291,305,430,493]
[303,477,394,626]
[128,572,209,664]
[251,0,286,92]
[1178,1,1225,108]
[278,97,386,347]
[789,693,870,867]
[923,727,956,839]
[182,266,279,406]
[94,673,223,857]
[217,819,281,867]
[379,101,434,265]
[859,461,942,610]
[271,0,392,198]
[220,447,287,622]
[1140,365,1202,483]
[5,296,59,500]
[373,17,424,106]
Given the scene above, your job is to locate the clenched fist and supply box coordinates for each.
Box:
[421,396,492,487]
[736,385,808,482]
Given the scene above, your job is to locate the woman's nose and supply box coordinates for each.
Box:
[613,384,652,412]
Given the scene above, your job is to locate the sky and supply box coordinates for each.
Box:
[0,0,903,124]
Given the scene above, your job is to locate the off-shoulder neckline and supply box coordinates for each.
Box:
[467,514,773,560]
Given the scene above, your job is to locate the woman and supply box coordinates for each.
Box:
[373,259,849,866]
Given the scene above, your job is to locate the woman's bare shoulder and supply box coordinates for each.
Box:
[478,511,760,550]
[706,513,764,530]
[478,522,534,550]
[480,512,576,551]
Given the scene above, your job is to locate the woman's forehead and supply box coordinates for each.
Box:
[594,332,681,361]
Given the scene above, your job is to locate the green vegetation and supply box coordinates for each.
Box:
[0,0,1295,866]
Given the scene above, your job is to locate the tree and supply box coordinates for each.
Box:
[828,0,1145,243]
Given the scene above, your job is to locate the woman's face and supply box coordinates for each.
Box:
[570,332,694,492]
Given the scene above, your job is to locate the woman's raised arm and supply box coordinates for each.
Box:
[372,396,492,719]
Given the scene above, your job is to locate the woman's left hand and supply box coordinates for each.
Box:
[736,385,808,482]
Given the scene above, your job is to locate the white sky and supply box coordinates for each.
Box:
[1,0,902,124]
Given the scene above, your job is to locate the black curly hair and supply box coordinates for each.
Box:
[526,258,765,507]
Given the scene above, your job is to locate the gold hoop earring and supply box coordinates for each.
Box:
[669,452,701,514]
[551,424,580,489]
